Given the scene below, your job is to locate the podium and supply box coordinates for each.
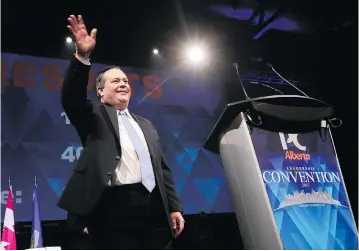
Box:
[204,95,358,250]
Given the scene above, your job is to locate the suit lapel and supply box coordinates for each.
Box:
[100,104,121,143]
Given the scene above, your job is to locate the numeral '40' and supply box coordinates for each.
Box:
[61,146,83,162]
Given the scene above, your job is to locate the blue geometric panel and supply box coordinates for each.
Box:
[183,147,199,161]
[212,181,234,213]
[193,178,224,207]
[174,178,187,196]
[190,150,224,178]
[181,179,211,213]
[46,178,65,197]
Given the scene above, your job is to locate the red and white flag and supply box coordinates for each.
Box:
[0,186,16,250]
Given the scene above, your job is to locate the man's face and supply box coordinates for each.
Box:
[98,68,131,110]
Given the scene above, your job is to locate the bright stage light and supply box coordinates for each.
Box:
[186,46,205,63]
[66,37,73,44]
[153,48,159,55]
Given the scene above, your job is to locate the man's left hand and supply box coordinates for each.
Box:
[170,212,185,238]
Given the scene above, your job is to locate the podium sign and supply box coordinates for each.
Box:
[206,97,357,250]
[251,127,358,250]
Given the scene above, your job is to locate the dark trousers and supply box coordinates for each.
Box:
[67,183,172,250]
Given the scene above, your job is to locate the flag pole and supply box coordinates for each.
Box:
[2,176,17,250]
[30,176,43,249]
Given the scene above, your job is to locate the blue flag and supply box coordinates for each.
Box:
[30,184,43,248]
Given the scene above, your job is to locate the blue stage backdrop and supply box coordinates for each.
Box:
[1,52,232,222]
[251,129,358,250]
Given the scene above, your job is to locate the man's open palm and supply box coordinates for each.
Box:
[67,15,97,55]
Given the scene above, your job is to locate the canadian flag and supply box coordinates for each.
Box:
[0,186,16,250]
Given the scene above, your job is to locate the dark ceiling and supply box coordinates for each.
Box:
[2,0,356,68]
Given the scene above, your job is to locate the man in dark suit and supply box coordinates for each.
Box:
[58,14,184,250]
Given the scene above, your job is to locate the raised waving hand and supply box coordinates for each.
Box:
[67,15,97,56]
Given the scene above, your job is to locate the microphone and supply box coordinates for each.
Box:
[250,81,284,95]
[267,63,309,97]
[233,63,262,126]
[233,63,250,100]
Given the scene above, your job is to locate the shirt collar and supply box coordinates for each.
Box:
[117,108,130,116]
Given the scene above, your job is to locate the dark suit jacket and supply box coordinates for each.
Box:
[58,57,182,234]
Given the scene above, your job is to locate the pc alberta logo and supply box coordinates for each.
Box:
[279,133,310,160]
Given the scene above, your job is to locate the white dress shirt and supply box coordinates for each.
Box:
[110,109,150,186]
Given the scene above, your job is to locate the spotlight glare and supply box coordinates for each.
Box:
[186,46,205,63]
[66,37,73,44]
[153,48,159,55]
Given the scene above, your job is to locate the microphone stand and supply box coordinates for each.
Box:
[250,81,284,95]
[233,63,250,100]
[233,63,262,126]
[267,63,309,97]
